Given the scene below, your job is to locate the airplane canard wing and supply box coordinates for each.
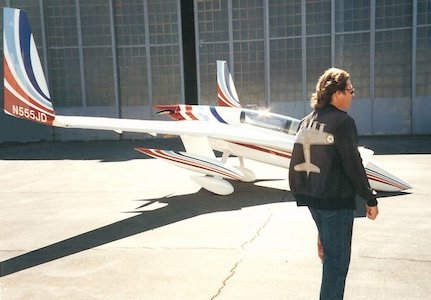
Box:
[135,148,245,180]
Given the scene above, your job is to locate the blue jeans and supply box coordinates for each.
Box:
[309,208,354,300]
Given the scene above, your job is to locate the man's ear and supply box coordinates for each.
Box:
[332,90,340,100]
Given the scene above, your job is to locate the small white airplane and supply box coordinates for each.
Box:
[3,8,412,195]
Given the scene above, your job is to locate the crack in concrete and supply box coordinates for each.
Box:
[210,212,273,300]
[210,259,243,300]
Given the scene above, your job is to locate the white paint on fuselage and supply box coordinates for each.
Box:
[209,138,293,169]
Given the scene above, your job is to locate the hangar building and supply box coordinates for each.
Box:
[1,0,430,142]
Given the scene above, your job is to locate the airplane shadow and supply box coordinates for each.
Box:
[0,181,294,277]
[375,191,411,198]
[355,191,411,217]
[0,138,185,162]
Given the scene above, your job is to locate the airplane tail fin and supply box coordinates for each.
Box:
[216,60,241,108]
[3,7,55,125]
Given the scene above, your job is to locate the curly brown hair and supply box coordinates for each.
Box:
[310,68,350,109]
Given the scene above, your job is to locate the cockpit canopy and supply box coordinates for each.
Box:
[240,110,300,135]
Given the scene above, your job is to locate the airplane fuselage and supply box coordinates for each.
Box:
[157,104,298,167]
[155,104,411,192]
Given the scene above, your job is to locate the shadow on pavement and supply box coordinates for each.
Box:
[0,136,423,276]
[0,138,184,162]
[0,181,293,277]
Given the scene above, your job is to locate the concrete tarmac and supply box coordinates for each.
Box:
[0,136,430,299]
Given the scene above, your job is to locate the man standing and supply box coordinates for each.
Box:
[288,68,379,300]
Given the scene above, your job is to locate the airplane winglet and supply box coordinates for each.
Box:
[358,146,374,167]
[3,8,55,125]
[216,60,241,108]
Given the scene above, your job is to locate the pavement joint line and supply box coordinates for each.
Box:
[359,255,431,263]
[210,212,274,300]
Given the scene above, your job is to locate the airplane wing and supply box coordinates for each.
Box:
[53,115,293,151]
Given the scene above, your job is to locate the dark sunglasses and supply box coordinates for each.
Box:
[345,88,355,95]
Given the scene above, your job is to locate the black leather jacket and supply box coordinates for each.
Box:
[288,105,377,210]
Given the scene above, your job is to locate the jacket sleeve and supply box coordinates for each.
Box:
[334,117,378,206]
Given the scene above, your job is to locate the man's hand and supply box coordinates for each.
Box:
[366,205,379,220]
[317,234,324,263]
